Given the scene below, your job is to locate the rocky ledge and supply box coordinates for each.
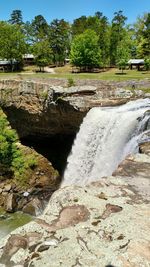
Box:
[0,79,149,138]
[0,141,149,267]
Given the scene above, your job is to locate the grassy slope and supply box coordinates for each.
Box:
[0,65,149,82]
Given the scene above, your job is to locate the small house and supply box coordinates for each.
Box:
[0,59,17,72]
[128,59,145,71]
[64,58,70,64]
[23,54,35,65]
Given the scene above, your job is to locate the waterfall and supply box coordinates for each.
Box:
[62,98,150,186]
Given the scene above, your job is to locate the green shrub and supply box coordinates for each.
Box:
[67,77,75,87]
[0,110,18,167]
[12,152,37,186]
[0,109,37,186]
[117,59,128,73]
[144,58,150,71]
[40,90,48,100]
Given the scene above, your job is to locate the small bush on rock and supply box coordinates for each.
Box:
[67,78,75,87]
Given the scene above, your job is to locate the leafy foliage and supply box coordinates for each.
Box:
[0,110,18,167]
[116,31,131,72]
[0,21,27,70]
[117,59,128,73]
[144,58,150,71]
[31,15,49,41]
[32,40,52,71]
[9,10,23,26]
[0,110,37,185]
[142,13,150,57]
[0,9,150,70]
[134,13,150,58]
[72,13,110,67]
[49,19,71,66]
[110,11,127,66]
[72,16,88,36]
[70,30,102,71]
[67,78,75,87]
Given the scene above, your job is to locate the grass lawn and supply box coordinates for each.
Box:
[0,65,149,81]
[54,66,150,81]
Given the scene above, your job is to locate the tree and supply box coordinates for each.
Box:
[70,29,102,71]
[0,109,18,169]
[110,11,127,65]
[117,58,128,73]
[0,22,27,71]
[23,21,34,44]
[142,13,150,57]
[126,26,137,58]
[86,15,100,34]
[72,16,88,36]
[72,12,110,67]
[144,58,150,71]
[95,11,103,19]
[133,13,150,58]
[117,29,131,59]
[133,14,146,54]
[0,109,37,185]
[31,15,49,41]
[9,10,23,26]
[49,19,71,66]
[97,14,110,67]
[116,31,130,74]
[32,40,52,71]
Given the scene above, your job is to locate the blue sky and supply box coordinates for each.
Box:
[0,0,150,24]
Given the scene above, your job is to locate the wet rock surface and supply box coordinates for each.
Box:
[139,141,150,155]
[0,143,149,267]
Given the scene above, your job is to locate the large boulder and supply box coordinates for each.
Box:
[4,193,17,213]
[22,197,44,216]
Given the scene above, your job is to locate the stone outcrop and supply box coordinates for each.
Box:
[0,79,87,138]
[0,141,149,267]
[0,79,149,138]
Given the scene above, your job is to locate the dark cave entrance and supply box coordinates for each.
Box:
[21,134,76,177]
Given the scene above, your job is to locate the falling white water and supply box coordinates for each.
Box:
[62,98,150,186]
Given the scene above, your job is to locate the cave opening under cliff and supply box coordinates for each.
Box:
[21,134,76,177]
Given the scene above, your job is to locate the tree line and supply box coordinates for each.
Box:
[0,10,149,71]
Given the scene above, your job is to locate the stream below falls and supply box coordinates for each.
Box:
[0,208,32,239]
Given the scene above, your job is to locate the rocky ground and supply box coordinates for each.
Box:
[0,142,149,267]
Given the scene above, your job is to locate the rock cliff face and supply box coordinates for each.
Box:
[0,142,149,267]
[0,79,149,138]
[0,79,87,138]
